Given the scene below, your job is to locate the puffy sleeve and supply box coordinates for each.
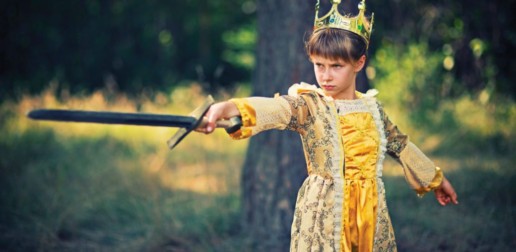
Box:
[227,94,311,139]
[379,104,443,196]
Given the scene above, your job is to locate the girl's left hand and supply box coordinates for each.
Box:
[434,177,459,206]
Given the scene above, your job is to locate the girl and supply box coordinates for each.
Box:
[199,1,458,251]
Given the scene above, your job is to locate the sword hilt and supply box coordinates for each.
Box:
[198,116,242,134]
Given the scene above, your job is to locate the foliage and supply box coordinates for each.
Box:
[371,40,515,155]
[1,0,257,100]
[368,0,515,102]
[2,0,514,102]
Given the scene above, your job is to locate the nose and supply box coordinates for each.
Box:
[321,68,332,83]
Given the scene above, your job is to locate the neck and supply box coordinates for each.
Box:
[331,83,357,100]
[333,92,357,100]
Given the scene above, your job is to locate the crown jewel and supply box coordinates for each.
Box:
[314,0,374,47]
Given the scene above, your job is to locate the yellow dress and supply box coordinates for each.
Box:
[338,101,380,252]
[229,84,444,252]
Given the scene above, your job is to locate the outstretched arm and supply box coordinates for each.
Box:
[434,177,459,206]
[379,104,459,204]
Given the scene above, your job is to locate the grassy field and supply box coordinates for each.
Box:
[1,85,514,251]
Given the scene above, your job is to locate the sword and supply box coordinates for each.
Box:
[27,95,242,149]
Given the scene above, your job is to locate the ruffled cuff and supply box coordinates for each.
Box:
[415,167,444,197]
[228,98,256,140]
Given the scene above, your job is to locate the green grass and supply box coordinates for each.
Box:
[0,129,247,251]
[1,85,514,251]
[383,157,515,251]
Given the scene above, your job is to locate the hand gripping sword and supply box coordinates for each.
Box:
[27,95,242,149]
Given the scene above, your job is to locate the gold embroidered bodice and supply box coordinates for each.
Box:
[337,99,379,251]
[228,85,445,252]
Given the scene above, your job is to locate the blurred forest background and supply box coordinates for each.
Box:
[1,0,515,251]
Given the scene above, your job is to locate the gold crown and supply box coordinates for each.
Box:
[314,0,374,47]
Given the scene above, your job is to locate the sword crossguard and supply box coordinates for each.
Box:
[166,95,242,150]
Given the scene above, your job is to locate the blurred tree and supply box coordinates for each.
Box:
[0,0,256,100]
[2,0,514,102]
[240,0,314,251]
[368,0,516,99]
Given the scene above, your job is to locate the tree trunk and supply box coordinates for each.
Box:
[241,0,313,251]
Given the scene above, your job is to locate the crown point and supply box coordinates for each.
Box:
[358,2,365,11]
[314,0,374,48]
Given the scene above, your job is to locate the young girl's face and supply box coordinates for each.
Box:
[311,54,365,100]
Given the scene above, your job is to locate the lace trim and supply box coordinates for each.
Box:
[374,178,384,250]
[327,101,344,252]
[364,98,387,178]
[362,96,388,248]
[334,99,370,115]
[369,99,387,250]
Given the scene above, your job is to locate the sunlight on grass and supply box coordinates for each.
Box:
[2,80,514,251]
[0,83,252,250]
[6,84,250,195]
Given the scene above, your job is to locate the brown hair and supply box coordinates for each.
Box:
[305,29,367,63]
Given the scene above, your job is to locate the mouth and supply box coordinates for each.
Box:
[321,85,336,91]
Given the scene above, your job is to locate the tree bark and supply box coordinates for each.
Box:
[241,0,313,251]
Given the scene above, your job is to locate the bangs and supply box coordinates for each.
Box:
[306,29,366,63]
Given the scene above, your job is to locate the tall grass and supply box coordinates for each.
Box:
[1,79,515,251]
[0,84,250,251]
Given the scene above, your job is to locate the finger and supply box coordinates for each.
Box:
[206,117,216,133]
[435,190,445,206]
[440,195,448,206]
[451,193,459,205]
[449,188,458,204]
[445,184,459,205]
[205,109,218,133]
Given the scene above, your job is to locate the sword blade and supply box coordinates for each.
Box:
[27,109,197,128]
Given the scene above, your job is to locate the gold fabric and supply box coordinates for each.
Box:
[226,86,445,252]
[228,98,256,139]
[228,97,292,139]
[414,167,443,196]
[340,113,379,252]
[398,142,444,197]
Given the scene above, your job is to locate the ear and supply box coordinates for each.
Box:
[353,55,367,72]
